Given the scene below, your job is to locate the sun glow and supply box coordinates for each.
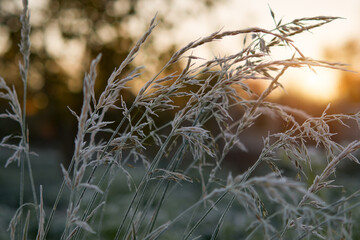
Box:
[287,69,340,102]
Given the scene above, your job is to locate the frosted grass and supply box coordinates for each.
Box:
[1,1,360,239]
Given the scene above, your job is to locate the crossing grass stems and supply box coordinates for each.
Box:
[1,0,360,239]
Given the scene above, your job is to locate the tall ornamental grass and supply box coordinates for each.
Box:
[1,0,360,239]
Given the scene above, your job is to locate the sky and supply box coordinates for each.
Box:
[8,0,360,102]
[150,0,360,102]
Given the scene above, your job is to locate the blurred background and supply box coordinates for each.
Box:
[0,0,359,165]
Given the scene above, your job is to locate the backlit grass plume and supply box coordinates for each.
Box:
[1,1,360,239]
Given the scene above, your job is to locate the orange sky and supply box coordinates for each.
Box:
[129,0,359,103]
[9,0,360,102]
[160,0,360,103]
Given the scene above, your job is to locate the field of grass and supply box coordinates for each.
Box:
[1,1,360,239]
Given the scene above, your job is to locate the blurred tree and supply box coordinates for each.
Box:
[0,0,227,160]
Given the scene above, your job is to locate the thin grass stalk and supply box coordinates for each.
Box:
[81,88,177,238]
[81,151,131,239]
[113,114,179,238]
[135,177,170,237]
[43,153,77,239]
[211,61,322,146]
[204,67,289,192]
[133,135,186,235]
[72,96,134,210]
[22,210,31,240]
[152,139,209,234]
[20,3,38,205]
[249,66,289,114]
[241,139,283,183]
[94,164,122,239]
[43,104,104,238]
[79,151,134,234]
[70,111,142,239]
[295,201,360,240]
[18,152,25,240]
[174,102,230,231]
[24,152,37,208]
[167,157,197,196]
[143,105,211,234]
[244,220,265,240]
[113,183,140,239]
[60,79,92,239]
[143,190,228,240]
[165,105,218,197]
[299,140,360,206]
[146,180,171,235]
[73,110,144,239]
[181,201,200,240]
[17,0,39,238]
[19,0,38,211]
[162,109,216,232]
[135,80,215,235]
[67,94,139,238]
[191,77,278,197]
[276,190,360,240]
[57,18,156,237]
[43,173,70,239]
[116,132,177,240]
[210,195,235,240]
[182,191,228,240]
[36,185,45,240]
[145,146,187,235]
[72,165,113,240]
